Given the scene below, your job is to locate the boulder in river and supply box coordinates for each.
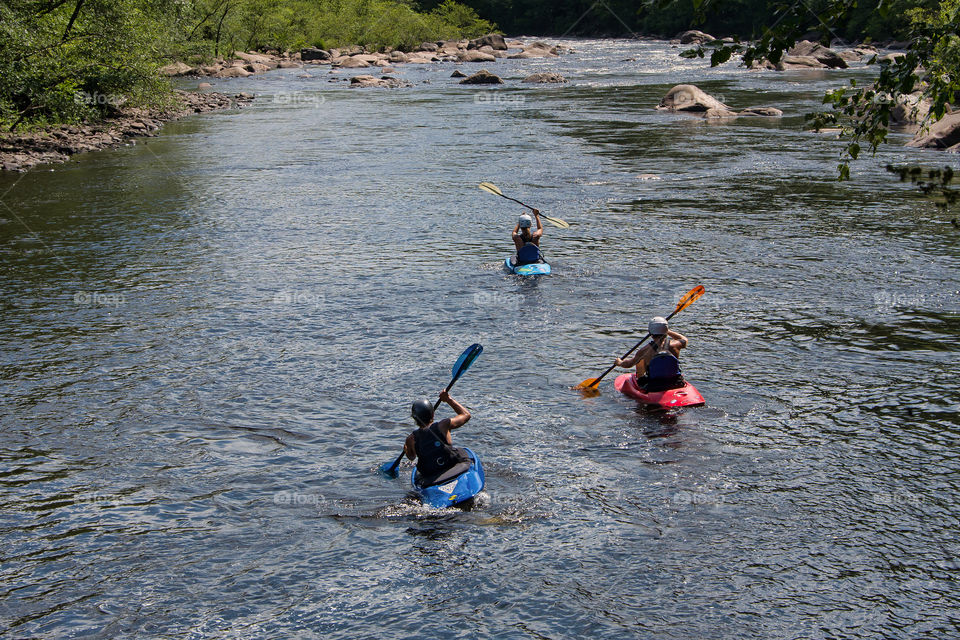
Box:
[459,50,496,63]
[451,70,468,78]
[509,42,559,59]
[349,75,408,89]
[215,66,252,78]
[459,69,504,85]
[678,30,715,45]
[657,84,736,118]
[159,62,194,77]
[906,112,960,150]
[739,107,783,117]
[336,56,370,68]
[522,72,567,83]
[301,48,330,62]
[786,40,848,68]
[419,42,439,52]
[469,33,508,51]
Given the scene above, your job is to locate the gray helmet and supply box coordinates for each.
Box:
[518,214,533,228]
[411,399,434,426]
[648,316,668,335]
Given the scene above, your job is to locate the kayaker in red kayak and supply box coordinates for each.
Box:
[512,210,543,265]
[614,317,689,392]
[404,390,472,487]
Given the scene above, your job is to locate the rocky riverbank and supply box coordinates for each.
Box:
[0,90,253,172]
[157,34,570,80]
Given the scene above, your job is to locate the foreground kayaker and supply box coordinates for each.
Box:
[614,317,688,392]
[404,390,472,487]
[511,210,543,265]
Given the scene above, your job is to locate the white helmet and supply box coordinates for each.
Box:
[648,316,668,335]
[518,214,533,228]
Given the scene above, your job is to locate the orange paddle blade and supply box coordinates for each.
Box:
[675,285,706,314]
[573,377,601,390]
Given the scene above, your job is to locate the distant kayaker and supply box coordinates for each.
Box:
[511,210,543,265]
[614,317,688,391]
[404,390,471,487]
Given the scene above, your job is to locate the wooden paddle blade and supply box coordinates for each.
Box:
[674,285,706,314]
[543,216,570,229]
[478,182,503,196]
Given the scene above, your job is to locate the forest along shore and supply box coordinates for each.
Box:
[0,34,570,173]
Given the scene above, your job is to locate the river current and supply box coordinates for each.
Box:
[1,38,958,639]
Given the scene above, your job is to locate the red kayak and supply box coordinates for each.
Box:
[614,373,705,409]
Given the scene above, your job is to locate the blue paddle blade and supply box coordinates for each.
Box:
[451,343,483,381]
[378,461,399,479]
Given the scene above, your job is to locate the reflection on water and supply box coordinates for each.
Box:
[1,37,958,640]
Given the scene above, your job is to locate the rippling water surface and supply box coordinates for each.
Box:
[1,39,958,639]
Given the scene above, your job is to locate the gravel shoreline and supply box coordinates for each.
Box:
[0,90,254,172]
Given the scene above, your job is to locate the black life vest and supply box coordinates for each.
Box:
[412,423,468,478]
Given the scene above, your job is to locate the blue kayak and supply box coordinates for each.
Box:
[411,447,485,508]
[504,256,551,276]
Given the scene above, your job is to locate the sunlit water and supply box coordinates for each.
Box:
[1,38,958,639]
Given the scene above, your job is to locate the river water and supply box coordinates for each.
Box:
[1,38,958,639]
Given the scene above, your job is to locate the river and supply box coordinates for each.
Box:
[1,38,958,639]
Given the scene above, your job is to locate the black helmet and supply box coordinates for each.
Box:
[411,399,434,426]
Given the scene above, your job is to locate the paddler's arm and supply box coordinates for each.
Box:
[615,348,643,369]
[512,223,524,251]
[532,209,543,240]
[668,330,688,350]
[438,390,470,429]
[404,433,416,461]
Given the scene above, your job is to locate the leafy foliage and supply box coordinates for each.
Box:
[1,0,497,129]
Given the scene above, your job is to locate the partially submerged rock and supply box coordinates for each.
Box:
[679,30,715,45]
[459,50,496,63]
[349,75,409,88]
[658,85,782,118]
[906,112,960,150]
[459,69,504,85]
[657,84,736,118]
[739,106,783,117]
[522,72,567,83]
[785,41,848,68]
[509,42,559,59]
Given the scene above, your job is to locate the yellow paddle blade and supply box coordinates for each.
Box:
[543,215,570,229]
[573,377,601,390]
[675,285,706,314]
[478,182,503,196]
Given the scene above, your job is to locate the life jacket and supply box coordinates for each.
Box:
[515,242,542,266]
[643,336,684,392]
[412,423,469,480]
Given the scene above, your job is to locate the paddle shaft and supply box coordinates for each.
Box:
[491,190,565,227]
[587,306,686,388]
[386,372,467,474]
